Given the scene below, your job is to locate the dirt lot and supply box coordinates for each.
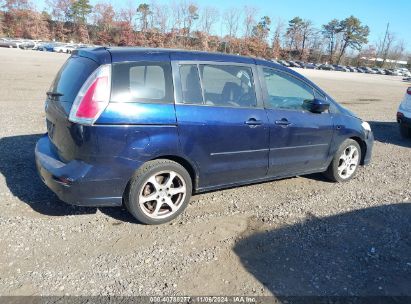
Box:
[0,48,410,297]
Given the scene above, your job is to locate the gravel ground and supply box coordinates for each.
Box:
[0,48,410,297]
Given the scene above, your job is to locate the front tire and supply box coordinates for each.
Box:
[125,159,192,225]
[324,139,361,182]
[399,123,411,138]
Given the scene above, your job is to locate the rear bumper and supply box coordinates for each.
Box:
[35,134,130,207]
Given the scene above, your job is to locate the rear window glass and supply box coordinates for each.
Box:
[111,62,173,103]
[49,56,98,103]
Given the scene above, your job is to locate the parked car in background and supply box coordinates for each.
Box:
[347,66,358,72]
[286,61,302,68]
[294,61,317,69]
[359,67,377,74]
[392,69,403,76]
[318,64,335,71]
[0,38,17,48]
[304,63,318,69]
[393,69,406,76]
[17,39,36,49]
[372,68,386,75]
[37,42,59,52]
[35,47,374,224]
[278,60,291,67]
[402,69,411,77]
[397,87,411,138]
[333,65,349,72]
[385,69,397,76]
[53,44,77,53]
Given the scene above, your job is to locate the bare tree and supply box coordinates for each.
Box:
[376,30,397,67]
[199,6,218,35]
[2,0,32,11]
[308,30,325,63]
[389,39,406,67]
[243,6,258,38]
[271,18,285,58]
[45,0,72,22]
[172,2,198,36]
[299,20,314,59]
[170,1,182,31]
[92,1,115,30]
[223,7,240,37]
[184,3,198,36]
[117,1,136,29]
[150,1,169,33]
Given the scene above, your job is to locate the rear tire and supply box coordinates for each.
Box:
[125,159,192,225]
[323,139,361,183]
[399,123,411,138]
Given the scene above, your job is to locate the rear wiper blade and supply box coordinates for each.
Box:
[46,91,64,97]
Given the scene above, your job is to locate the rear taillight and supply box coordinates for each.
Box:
[69,64,111,125]
[407,87,411,95]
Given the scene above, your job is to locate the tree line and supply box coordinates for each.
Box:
[0,0,408,67]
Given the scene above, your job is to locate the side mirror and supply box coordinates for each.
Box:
[304,98,330,114]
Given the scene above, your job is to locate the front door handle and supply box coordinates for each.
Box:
[275,119,292,126]
[245,118,262,127]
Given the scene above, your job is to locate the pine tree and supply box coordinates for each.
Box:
[69,0,92,24]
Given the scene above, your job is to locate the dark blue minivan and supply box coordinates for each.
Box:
[35,47,374,224]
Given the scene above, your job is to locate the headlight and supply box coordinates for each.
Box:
[361,121,371,132]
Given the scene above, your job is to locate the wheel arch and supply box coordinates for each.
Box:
[350,136,367,165]
[151,155,199,192]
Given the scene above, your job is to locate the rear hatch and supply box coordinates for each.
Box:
[45,52,107,161]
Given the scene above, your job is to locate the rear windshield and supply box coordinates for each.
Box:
[110,61,173,103]
[49,56,99,103]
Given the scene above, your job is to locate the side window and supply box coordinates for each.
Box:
[199,65,257,108]
[263,68,314,111]
[179,64,203,105]
[111,62,173,103]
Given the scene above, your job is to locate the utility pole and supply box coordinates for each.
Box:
[379,22,390,67]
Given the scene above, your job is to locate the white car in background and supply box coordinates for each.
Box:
[53,44,77,53]
[395,68,411,77]
[402,70,411,77]
[397,87,411,138]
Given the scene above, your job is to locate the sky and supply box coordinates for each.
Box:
[33,0,411,52]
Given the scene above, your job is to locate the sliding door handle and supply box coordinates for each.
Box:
[245,118,262,127]
[275,119,292,126]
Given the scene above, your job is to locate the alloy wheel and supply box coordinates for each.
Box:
[337,145,360,179]
[139,170,187,219]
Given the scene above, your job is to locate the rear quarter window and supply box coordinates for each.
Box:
[111,62,173,103]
